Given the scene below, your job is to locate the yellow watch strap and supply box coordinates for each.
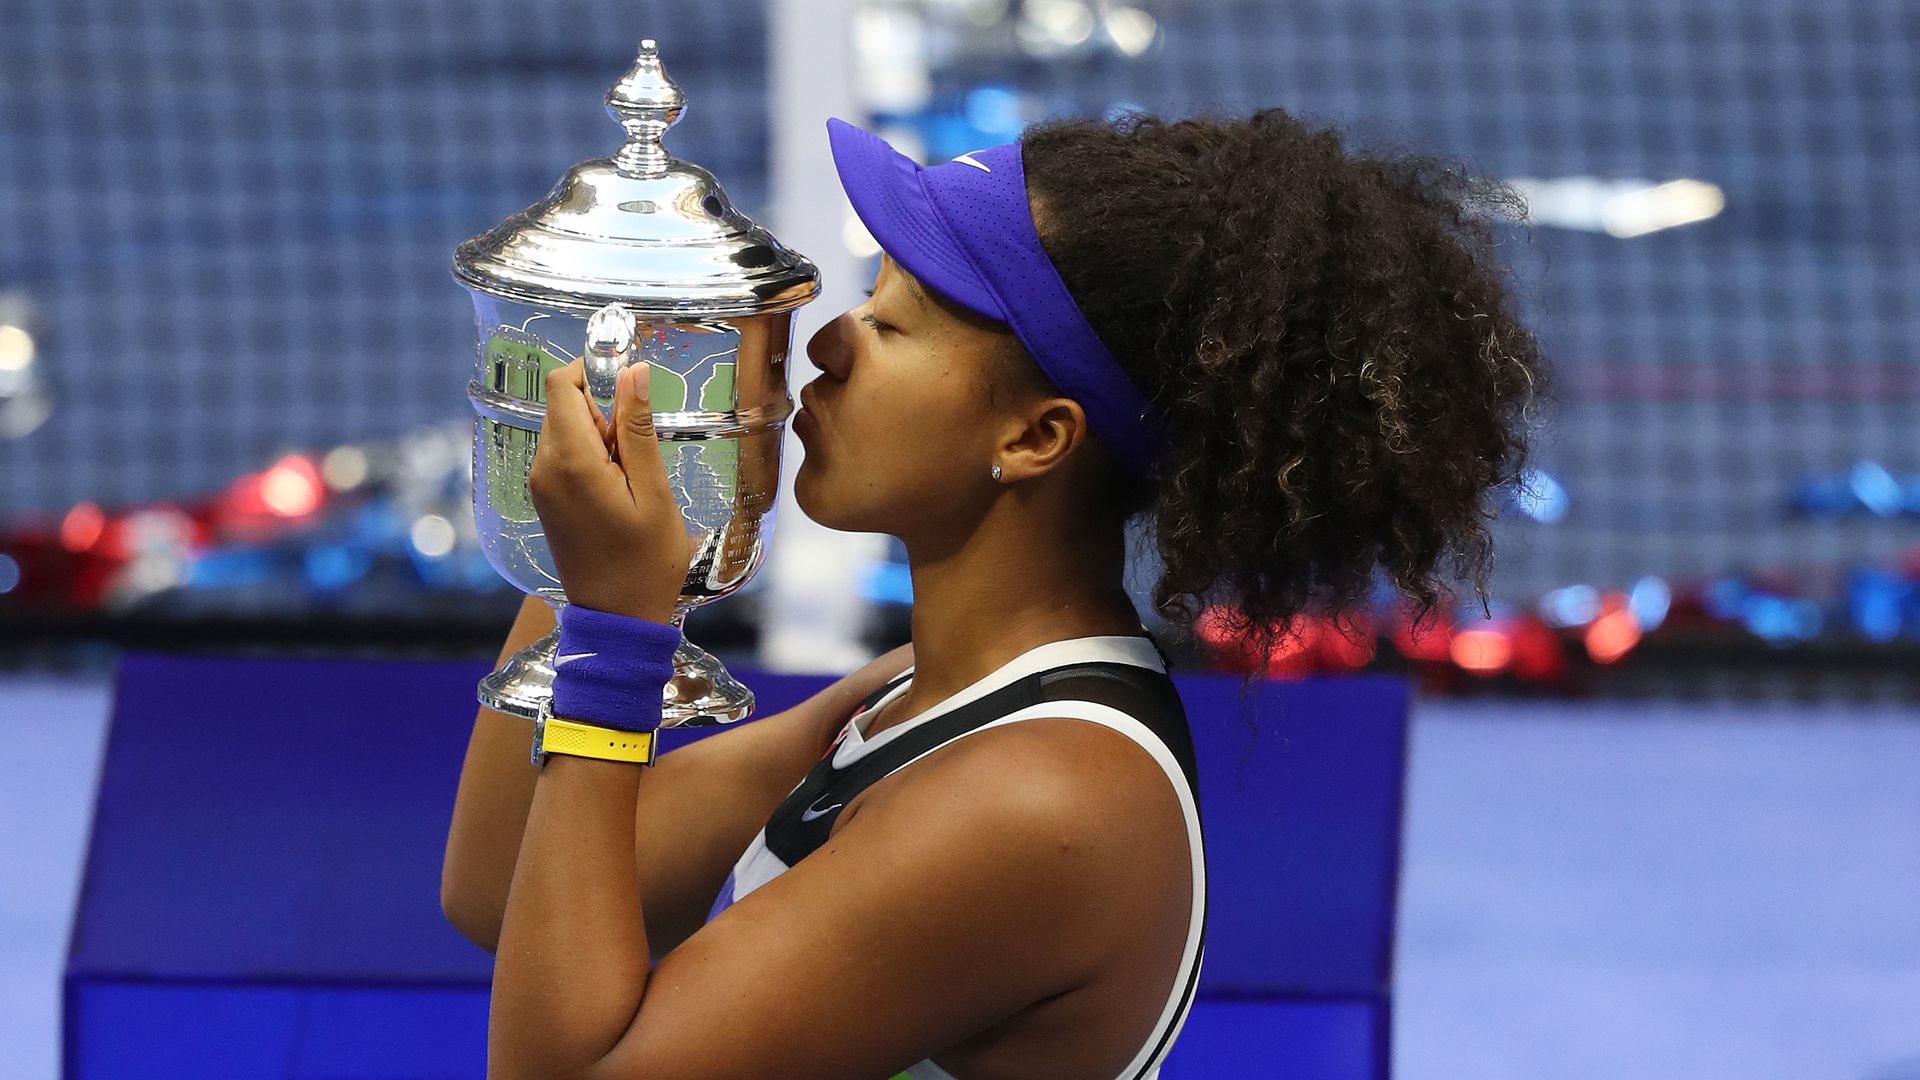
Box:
[541,716,658,766]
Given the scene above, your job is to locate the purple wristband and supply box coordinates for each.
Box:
[549,605,683,732]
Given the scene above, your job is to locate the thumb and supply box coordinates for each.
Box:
[612,361,671,496]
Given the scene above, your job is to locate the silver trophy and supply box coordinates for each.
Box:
[453,39,818,725]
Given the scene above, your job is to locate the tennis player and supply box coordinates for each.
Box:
[443,109,1547,1080]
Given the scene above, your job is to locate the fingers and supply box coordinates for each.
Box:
[532,360,627,516]
[586,387,613,449]
[539,360,607,460]
[611,362,671,498]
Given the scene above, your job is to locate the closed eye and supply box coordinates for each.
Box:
[859,287,897,334]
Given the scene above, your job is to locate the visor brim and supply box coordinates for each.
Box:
[826,118,1002,321]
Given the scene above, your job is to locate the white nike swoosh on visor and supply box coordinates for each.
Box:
[554,652,597,666]
[953,152,992,173]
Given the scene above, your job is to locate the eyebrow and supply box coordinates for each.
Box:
[884,255,932,311]
[900,272,930,310]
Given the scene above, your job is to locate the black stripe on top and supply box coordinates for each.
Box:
[763,655,1203,874]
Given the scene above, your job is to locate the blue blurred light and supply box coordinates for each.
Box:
[1848,460,1902,517]
[304,544,369,591]
[1627,576,1671,631]
[1538,583,1601,627]
[185,547,274,588]
[1847,569,1905,643]
[350,501,409,546]
[919,113,996,164]
[1508,466,1569,523]
[1367,570,1400,613]
[1703,576,1747,620]
[862,561,914,606]
[1743,595,1822,643]
[407,538,466,587]
[460,548,505,590]
[0,552,19,594]
[1903,581,1920,640]
[1787,475,1854,515]
[1904,476,1920,514]
[963,86,1025,136]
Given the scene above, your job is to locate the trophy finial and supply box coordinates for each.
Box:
[606,38,685,178]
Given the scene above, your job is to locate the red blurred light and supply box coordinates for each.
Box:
[1450,628,1513,674]
[1259,624,1316,680]
[1506,615,1568,681]
[1194,604,1241,649]
[258,456,324,518]
[60,502,106,552]
[1195,605,1323,678]
[1315,616,1377,669]
[1390,613,1454,662]
[1585,600,1642,664]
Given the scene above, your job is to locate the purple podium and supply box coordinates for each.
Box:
[66,652,1406,1078]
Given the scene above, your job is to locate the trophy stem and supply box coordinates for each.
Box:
[660,609,756,728]
[476,598,565,721]
[476,599,756,727]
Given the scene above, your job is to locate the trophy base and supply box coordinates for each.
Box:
[477,625,756,728]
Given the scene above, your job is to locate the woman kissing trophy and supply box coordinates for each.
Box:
[452,39,818,726]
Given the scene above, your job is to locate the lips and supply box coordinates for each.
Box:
[794,385,821,439]
[797,383,825,429]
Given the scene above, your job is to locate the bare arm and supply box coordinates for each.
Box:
[440,593,556,949]
[488,716,1186,1080]
[621,636,915,960]
[440,594,915,956]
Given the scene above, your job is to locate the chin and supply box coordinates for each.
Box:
[791,453,840,527]
[792,453,885,535]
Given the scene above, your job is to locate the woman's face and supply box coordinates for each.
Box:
[793,253,1021,538]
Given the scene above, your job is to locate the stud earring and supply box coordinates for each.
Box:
[990,464,1003,481]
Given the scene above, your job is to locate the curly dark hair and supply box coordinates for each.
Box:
[1014,107,1556,690]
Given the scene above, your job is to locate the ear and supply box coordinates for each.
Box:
[995,396,1088,481]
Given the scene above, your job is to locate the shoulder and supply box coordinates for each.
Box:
[853,710,1195,946]
[880,709,1189,828]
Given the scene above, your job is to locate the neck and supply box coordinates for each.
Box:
[886,500,1144,734]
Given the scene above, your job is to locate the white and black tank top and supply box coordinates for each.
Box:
[703,634,1209,1080]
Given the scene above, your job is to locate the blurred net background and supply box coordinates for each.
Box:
[0,0,770,508]
[1,0,1916,697]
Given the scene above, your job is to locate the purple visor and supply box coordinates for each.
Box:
[826,117,1169,479]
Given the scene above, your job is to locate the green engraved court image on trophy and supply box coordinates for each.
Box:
[452,39,817,726]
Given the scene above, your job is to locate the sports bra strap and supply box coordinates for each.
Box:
[764,660,1195,868]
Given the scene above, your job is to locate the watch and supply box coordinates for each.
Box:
[531,698,659,768]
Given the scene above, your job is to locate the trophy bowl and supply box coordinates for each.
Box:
[452,39,817,726]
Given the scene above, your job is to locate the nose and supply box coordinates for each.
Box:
[803,309,857,380]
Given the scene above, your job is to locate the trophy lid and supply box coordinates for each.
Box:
[453,39,819,317]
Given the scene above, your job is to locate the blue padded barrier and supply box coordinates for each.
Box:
[67,652,1406,1078]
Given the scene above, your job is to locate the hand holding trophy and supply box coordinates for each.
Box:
[526,348,698,625]
[452,39,818,726]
